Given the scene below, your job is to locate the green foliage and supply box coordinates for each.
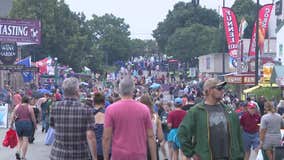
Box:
[153,1,222,59]
[153,0,260,61]
[86,14,131,67]
[166,24,219,60]
[231,0,258,39]
[130,39,158,56]
[9,0,135,72]
[10,0,91,71]
[251,87,282,101]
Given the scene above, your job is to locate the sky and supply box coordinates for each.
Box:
[65,0,273,40]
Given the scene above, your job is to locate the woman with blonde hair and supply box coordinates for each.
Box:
[259,101,284,160]
[140,94,164,160]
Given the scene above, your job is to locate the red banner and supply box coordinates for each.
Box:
[248,4,273,56]
[222,7,239,58]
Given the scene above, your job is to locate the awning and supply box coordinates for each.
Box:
[243,85,260,94]
[243,83,279,94]
[258,83,278,87]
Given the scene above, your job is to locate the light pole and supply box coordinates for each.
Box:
[255,0,260,85]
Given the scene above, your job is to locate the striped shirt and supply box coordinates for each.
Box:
[49,97,95,160]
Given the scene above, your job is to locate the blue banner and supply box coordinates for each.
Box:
[17,56,33,82]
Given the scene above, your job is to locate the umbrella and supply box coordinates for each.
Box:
[37,89,51,95]
[150,83,161,89]
[32,91,44,99]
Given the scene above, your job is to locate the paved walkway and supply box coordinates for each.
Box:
[0,126,51,160]
[0,124,261,160]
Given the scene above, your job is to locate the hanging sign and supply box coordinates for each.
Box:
[0,42,17,64]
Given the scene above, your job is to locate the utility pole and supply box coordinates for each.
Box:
[255,0,260,85]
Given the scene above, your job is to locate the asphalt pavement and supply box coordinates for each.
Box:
[0,115,260,160]
[0,126,51,160]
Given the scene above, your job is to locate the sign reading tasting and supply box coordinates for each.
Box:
[0,19,41,45]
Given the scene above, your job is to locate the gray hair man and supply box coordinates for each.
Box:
[50,77,97,160]
[118,75,135,97]
[62,77,80,97]
[103,77,157,160]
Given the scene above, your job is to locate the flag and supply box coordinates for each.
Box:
[239,17,248,38]
[36,57,49,74]
[258,4,273,54]
[17,56,33,82]
[222,7,240,58]
[46,58,54,75]
[36,57,54,75]
[248,4,274,56]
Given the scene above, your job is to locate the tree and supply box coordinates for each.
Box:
[166,24,219,60]
[9,0,154,72]
[231,0,258,38]
[130,39,146,57]
[86,14,131,66]
[9,0,91,71]
[153,1,221,60]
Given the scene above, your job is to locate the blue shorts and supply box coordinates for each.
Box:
[167,128,180,150]
[242,131,259,151]
[15,120,33,137]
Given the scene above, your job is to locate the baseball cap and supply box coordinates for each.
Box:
[203,78,227,91]
[247,102,256,109]
[174,98,183,105]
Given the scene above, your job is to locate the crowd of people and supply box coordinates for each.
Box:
[2,56,284,160]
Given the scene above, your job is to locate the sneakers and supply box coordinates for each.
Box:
[28,137,35,144]
[15,152,21,160]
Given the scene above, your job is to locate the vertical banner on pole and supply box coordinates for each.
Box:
[222,7,239,58]
[248,4,274,56]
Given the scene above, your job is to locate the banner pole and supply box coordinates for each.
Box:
[222,0,226,74]
[255,0,260,86]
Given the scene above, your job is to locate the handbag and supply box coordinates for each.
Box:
[2,128,18,148]
[44,127,55,145]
